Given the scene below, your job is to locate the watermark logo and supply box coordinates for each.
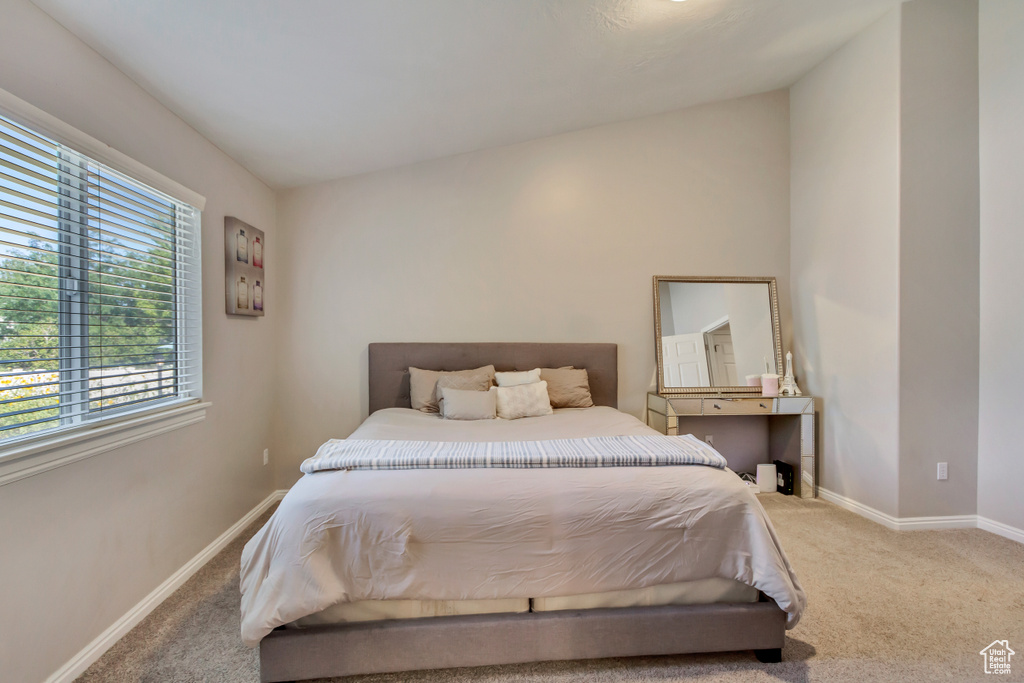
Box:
[980,640,1015,675]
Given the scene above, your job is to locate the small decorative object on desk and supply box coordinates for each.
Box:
[761,356,780,397]
[780,351,802,396]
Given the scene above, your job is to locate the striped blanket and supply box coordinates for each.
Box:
[299,434,727,474]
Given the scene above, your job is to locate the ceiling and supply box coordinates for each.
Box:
[31,0,901,189]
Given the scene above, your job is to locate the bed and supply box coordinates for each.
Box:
[242,342,805,682]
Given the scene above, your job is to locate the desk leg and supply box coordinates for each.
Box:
[799,413,816,498]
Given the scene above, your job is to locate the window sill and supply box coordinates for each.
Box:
[0,400,210,487]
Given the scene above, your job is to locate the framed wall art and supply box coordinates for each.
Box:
[225,216,265,316]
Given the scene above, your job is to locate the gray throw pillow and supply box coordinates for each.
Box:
[440,386,497,420]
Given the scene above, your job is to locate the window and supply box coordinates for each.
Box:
[0,112,202,447]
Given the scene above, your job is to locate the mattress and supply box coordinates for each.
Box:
[531,576,758,612]
[290,597,529,627]
[289,577,758,627]
[240,406,806,646]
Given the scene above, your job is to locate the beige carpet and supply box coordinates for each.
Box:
[76,493,1024,683]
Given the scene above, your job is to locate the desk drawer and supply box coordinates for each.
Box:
[704,398,773,414]
[667,398,702,415]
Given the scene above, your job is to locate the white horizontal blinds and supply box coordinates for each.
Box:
[0,117,62,437]
[84,165,201,417]
[0,113,201,442]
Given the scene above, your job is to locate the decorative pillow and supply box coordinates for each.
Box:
[540,367,594,409]
[409,365,495,413]
[434,372,492,400]
[435,372,496,414]
[495,368,541,387]
[440,386,497,420]
[496,381,553,420]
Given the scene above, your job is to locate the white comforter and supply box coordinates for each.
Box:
[239,407,806,646]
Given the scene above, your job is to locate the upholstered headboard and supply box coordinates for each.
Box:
[367,342,618,414]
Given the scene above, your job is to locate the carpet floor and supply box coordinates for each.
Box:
[76,493,1024,683]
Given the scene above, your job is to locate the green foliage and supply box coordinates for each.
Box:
[0,246,60,437]
[0,230,178,437]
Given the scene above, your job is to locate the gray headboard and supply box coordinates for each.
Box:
[368,342,618,414]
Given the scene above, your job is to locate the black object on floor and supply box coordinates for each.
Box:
[773,460,794,495]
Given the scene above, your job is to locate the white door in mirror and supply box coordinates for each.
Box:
[661,334,710,387]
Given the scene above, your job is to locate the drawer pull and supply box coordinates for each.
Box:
[713,403,722,410]
[759,403,767,409]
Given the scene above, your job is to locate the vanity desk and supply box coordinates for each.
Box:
[650,276,816,498]
[646,392,816,498]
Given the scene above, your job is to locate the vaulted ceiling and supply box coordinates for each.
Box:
[31,0,901,188]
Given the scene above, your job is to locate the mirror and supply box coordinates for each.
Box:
[653,276,782,395]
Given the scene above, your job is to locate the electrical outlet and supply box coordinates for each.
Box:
[263,449,269,466]
[937,462,948,480]
[704,435,714,446]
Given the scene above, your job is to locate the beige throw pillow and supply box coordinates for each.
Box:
[540,367,594,408]
[495,368,541,387]
[496,381,553,420]
[440,386,497,420]
[409,365,495,413]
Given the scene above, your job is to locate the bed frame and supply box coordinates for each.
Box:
[258,342,786,682]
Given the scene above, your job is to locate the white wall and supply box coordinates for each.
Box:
[792,0,982,521]
[723,283,776,380]
[978,0,1024,532]
[897,0,979,518]
[0,1,277,681]
[790,8,902,517]
[664,283,728,337]
[273,91,792,486]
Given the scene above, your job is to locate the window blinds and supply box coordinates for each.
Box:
[0,113,201,444]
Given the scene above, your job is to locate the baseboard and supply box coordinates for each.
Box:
[46,488,288,683]
[817,487,903,530]
[893,514,979,531]
[977,515,1024,545]
[817,487,977,531]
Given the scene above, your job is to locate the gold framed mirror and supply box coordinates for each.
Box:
[653,276,782,395]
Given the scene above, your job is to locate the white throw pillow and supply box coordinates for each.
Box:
[495,368,542,387]
[496,381,553,420]
[440,386,497,420]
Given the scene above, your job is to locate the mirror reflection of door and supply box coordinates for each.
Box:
[662,333,711,387]
[704,322,738,386]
